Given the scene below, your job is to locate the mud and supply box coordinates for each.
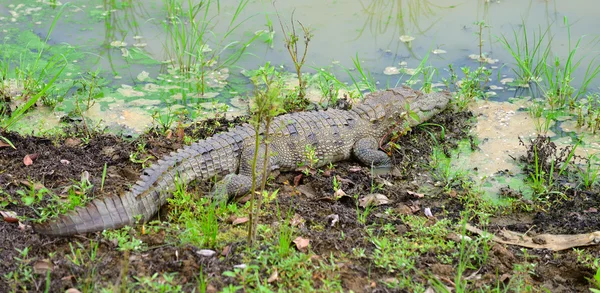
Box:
[1,111,599,292]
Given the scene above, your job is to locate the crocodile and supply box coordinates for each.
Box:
[33,87,450,236]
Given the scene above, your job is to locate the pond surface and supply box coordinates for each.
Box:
[1,0,599,199]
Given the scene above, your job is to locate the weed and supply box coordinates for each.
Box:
[0,5,68,132]
[163,0,260,95]
[276,203,295,258]
[498,20,550,90]
[301,144,319,175]
[346,53,377,96]
[102,226,145,252]
[134,272,183,292]
[312,68,347,107]
[168,176,220,248]
[66,241,101,292]
[519,136,579,198]
[444,65,491,111]
[577,154,600,189]
[590,266,600,293]
[277,10,312,100]
[3,247,36,292]
[100,163,108,192]
[528,99,554,134]
[247,62,285,245]
[500,18,600,110]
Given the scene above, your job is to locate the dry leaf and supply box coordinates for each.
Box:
[63,138,81,147]
[407,190,425,198]
[359,194,391,208]
[325,214,339,227]
[19,180,46,191]
[232,217,249,225]
[465,223,600,251]
[267,269,278,283]
[33,259,53,274]
[424,208,434,218]
[0,140,10,148]
[65,289,82,293]
[221,245,231,256]
[23,154,35,166]
[293,236,310,252]
[290,213,305,227]
[196,249,216,257]
[333,188,347,199]
[0,210,18,223]
[293,174,303,186]
[349,166,362,172]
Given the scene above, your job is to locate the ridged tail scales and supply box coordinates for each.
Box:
[33,127,251,236]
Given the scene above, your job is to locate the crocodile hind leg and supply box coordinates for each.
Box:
[352,137,392,167]
[211,144,273,202]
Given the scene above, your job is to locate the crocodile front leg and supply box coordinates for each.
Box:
[352,137,392,167]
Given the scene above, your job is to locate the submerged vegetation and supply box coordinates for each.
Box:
[1,0,600,292]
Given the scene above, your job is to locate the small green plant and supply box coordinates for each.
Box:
[66,241,101,292]
[346,53,377,96]
[277,11,312,100]
[134,272,183,292]
[3,247,36,292]
[100,163,108,192]
[0,5,68,132]
[17,181,49,206]
[276,203,295,258]
[247,62,285,245]
[129,143,153,168]
[445,65,491,111]
[528,99,554,134]
[301,144,320,175]
[163,0,260,95]
[577,154,600,189]
[312,68,346,107]
[102,226,145,252]
[498,20,550,90]
[591,267,600,293]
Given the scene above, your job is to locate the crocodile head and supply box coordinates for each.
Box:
[360,86,451,137]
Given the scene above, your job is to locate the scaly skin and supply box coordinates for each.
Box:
[33,87,450,236]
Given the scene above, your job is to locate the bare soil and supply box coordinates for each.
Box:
[1,111,599,292]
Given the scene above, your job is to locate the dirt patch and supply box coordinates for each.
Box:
[1,111,599,292]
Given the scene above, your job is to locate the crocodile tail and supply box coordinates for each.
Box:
[33,128,250,236]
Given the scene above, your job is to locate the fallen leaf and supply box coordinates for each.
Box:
[293,236,310,252]
[0,210,18,223]
[407,190,425,198]
[359,194,391,208]
[0,140,11,148]
[33,259,53,274]
[267,269,278,283]
[60,159,70,165]
[293,174,303,186]
[19,180,46,191]
[23,154,36,166]
[296,184,317,199]
[63,138,81,147]
[65,289,82,293]
[333,188,347,199]
[325,214,339,227]
[349,166,362,172]
[206,284,217,293]
[290,213,305,227]
[221,245,231,256]
[465,223,600,251]
[424,208,434,218]
[232,217,249,225]
[196,249,216,257]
